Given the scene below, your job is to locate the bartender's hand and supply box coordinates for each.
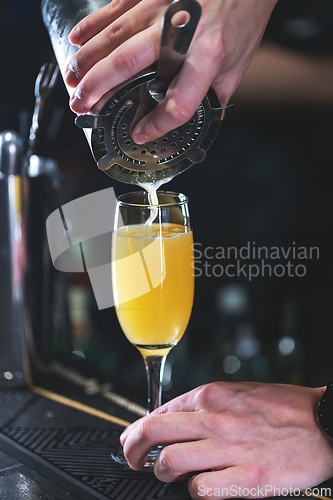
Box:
[120,382,333,499]
[65,0,278,144]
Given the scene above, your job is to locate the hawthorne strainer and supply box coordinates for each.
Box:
[75,0,236,185]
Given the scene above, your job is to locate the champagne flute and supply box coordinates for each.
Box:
[111,190,194,467]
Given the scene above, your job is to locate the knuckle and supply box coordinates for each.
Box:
[196,26,224,62]
[72,83,88,103]
[207,37,224,64]
[167,97,197,124]
[67,56,81,80]
[74,53,88,76]
[199,382,222,405]
[242,465,264,488]
[196,382,238,414]
[75,77,97,106]
[135,420,153,442]
[106,0,120,16]
[202,411,223,432]
[105,22,123,48]
[113,48,139,77]
[158,447,178,473]
[145,118,164,140]
[135,415,159,443]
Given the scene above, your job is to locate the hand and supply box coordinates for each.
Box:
[120,382,333,499]
[65,0,278,144]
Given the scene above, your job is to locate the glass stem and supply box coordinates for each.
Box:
[144,355,167,414]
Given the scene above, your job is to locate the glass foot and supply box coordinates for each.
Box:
[111,445,163,469]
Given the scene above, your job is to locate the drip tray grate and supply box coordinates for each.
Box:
[0,389,192,499]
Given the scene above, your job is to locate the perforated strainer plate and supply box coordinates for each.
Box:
[75,72,236,185]
[115,98,203,166]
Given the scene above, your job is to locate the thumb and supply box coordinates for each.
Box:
[131,58,214,143]
[131,91,199,144]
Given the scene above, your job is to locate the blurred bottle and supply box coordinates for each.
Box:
[0,131,26,385]
[214,283,269,382]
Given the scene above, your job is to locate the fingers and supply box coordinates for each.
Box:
[68,0,142,45]
[122,412,207,470]
[120,415,146,445]
[120,385,207,444]
[120,398,185,446]
[65,5,161,88]
[69,24,161,114]
[66,0,223,135]
[154,439,236,483]
[130,47,220,144]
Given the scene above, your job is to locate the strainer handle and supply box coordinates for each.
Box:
[147,0,201,103]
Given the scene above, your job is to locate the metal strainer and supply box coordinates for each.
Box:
[75,0,236,185]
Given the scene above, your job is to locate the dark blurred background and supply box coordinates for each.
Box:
[1,0,333,403]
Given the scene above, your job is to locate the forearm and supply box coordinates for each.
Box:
[234,42,333,107]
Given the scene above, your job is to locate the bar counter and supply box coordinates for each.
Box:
[1,381,333,500]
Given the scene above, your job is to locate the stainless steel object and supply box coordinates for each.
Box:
[0,128,71,383]
[0,131,26,383]
[25,154,72,365]
[41,0,110,83]
[146,0,202,104]
[27,62,60,159]
[42,0,237,185]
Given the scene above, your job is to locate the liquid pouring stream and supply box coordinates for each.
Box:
[138,177,173,226]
